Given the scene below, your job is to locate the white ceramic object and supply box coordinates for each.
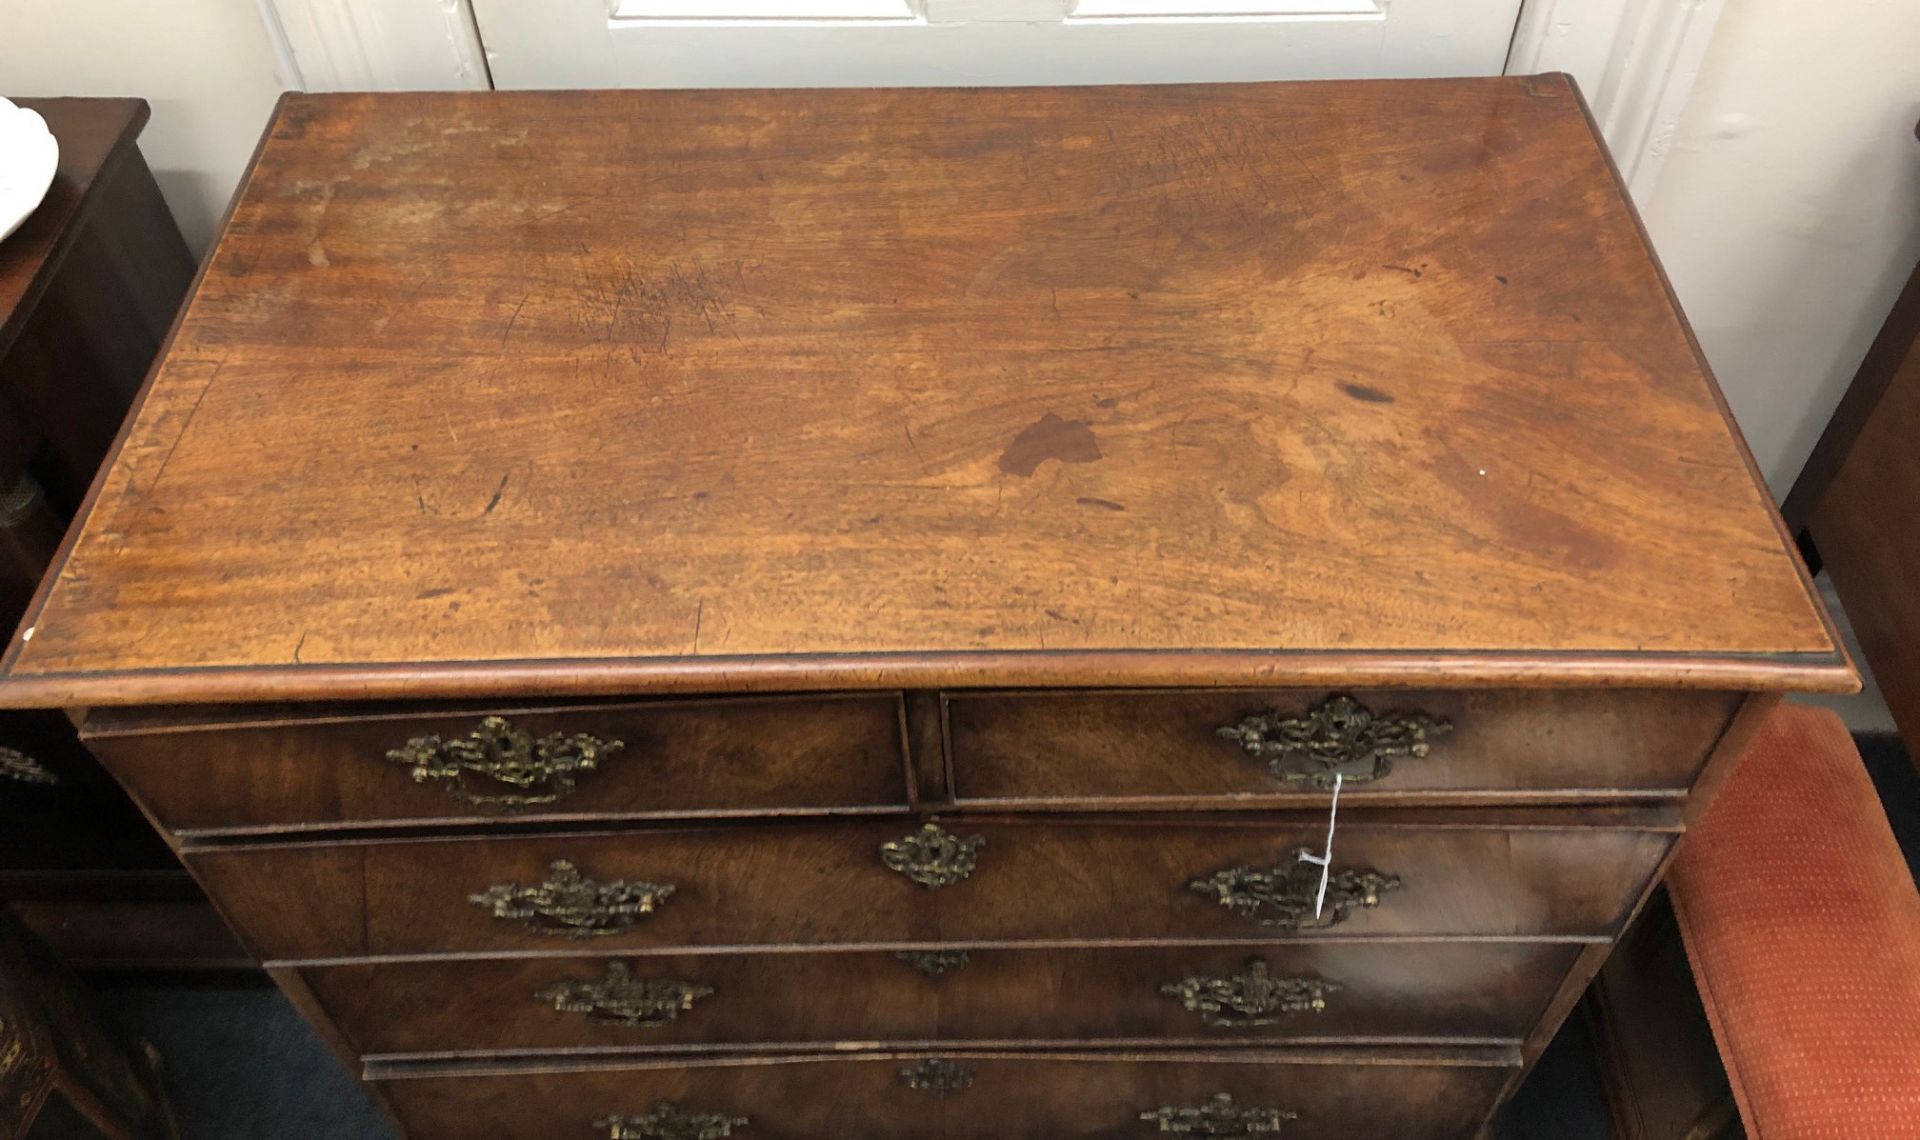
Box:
[0,98,60,244]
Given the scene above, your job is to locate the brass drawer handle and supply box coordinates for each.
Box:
[1217,694,1451,788]
[386,715,624,807]
[896,949,970,976]
[1189,847,1398,931]
[597,1103,747,1140]
[880,823,983,889]
[1161,959,1337,1027]
[899,1058,974,1094]
[1141,1092,1297,1135]
[537,962,712,1027]
[470,859,674,938]
[0,747,56,785]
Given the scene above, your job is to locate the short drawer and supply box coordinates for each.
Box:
[372,1049,1516,1140]
[83,694,909,833]
[306,941,1580,1058]
[187,814,1674,961]
[947,689,1741,806]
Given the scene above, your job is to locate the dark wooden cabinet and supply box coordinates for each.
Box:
[0,98,241,973]
[0,81,1852,1138]
[0,911,177,1139]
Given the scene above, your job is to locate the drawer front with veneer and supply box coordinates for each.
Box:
[184,815,1675,961]
[83,694,910,834]
[370,1049,1518,1140]
[947,689,1743,807]
[304,941,1582,1058]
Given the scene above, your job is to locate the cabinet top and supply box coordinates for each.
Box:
[0,80,1852,705]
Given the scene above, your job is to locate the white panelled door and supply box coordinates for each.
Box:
[469,0,1528,89]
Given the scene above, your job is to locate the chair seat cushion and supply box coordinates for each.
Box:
[1669,704,1920,1139]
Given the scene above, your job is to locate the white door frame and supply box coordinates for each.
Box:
[1506,0,1729,200]
[254,0,492,92]
[255,0,1723,201]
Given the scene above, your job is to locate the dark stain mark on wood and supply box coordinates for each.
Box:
[1496,275,1509,285]
[998,413,1102,477]
[1096,397,1118,409]
[418,587,453,599]
[483,473,510,515]
[1341,383,1395,404]
[1077,497,1127,512]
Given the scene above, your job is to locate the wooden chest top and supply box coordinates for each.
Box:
[0,79,1848,704]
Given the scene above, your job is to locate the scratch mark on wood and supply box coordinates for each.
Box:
[147,357,226,496]
[501,293,530,346]
[903,419,928,475]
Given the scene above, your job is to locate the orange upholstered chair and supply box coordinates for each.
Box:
[1668,704,1920,1139]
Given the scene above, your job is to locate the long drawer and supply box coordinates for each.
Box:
[306,941,1579,1058]
[83,694,910,833]
[371,1049,1518,1140]
[946,689,1741,807]
[187,815,1675,961]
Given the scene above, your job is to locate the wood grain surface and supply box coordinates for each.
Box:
[303,941,1580,1057]
[948,687,1741,805]
[184,814,1675,962]
[370,1049,1516,1140]
[0,79,1847,705]
[83,692,910,833]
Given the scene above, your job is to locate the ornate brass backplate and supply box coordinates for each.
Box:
[1141,1092,1297,1135]
[469,859,674,938]
[1188,847,1399,931]
[895,949,970,976]
[385,715,623,807]
[597,1103,747,1140]
[1216,694,1451,788]
[1160,959,1338,1027]
[536,961,712,1027]
[0,747,55,785]
[880,823,983,889]
[898,1057,974,1094]
[0,1007,46,1127]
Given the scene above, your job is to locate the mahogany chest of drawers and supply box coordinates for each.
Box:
[0,79,1854,1139]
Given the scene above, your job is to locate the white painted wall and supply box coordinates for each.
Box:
[1637,0,1920,494]
[0,1,287,254]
